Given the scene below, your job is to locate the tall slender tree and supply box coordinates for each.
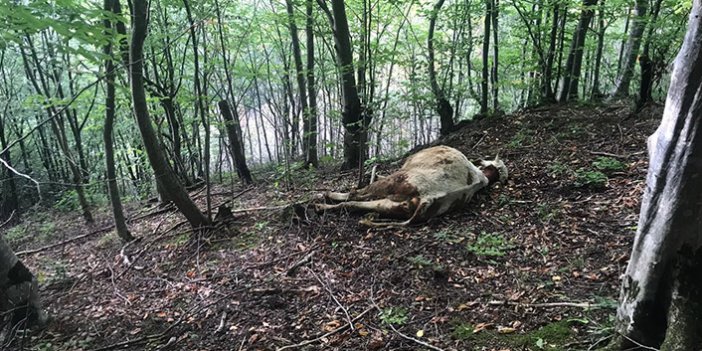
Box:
[130,0,209,229]
[428,0,454,134]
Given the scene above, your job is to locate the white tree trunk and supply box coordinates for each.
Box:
[612,2,702,349]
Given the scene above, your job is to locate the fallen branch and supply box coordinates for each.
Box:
[232,205,288,213]
[276,306,374,351]
[17,224,115,256]
[369,299,446,351]
[286,251,315,276]
[487,300,605,309]
[308,267,353,331]
[588,150,646,159]
[0,211,15,229]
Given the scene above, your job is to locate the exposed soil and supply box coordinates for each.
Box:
[4,103,662,350]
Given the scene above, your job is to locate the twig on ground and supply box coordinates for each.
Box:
[214,311,227,334]
[369,298,446,351]
[588,150,645,159]
[232,205,288,213]
[276,306,374,351]
[286,250,316,276]
[17,224,115,256]
[0,211,15,229]
[487,300,605,309]
[307,267,354,331]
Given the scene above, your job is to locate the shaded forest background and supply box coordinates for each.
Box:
[0,0,690,221]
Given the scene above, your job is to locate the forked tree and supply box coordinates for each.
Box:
[607,2,702,349]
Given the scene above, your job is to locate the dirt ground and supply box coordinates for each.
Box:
[4,103,661,350]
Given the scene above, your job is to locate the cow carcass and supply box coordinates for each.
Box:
[316,145,508,226]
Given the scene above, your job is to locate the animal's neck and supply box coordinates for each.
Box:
[482,165,501,185]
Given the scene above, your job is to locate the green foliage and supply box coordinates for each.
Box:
[451,322,475,340]
[592,156,627,173]
[574,169,608,189]
[547,161,570,176]
[379,307,409,326]
[467,232,513,257]
[408,255,432,267]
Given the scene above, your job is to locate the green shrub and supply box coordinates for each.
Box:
[574,169,608,188]
[592,157,627,173]
[467,232,513,257]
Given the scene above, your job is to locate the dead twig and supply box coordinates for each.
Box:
[0,211,15,229]
[369,298,446,351]
[276,306,374,351]
[286,250,316,276]
[307,267,354,331]
[17,224,115,256]
[232,205,288,213]
[487,300,607,309]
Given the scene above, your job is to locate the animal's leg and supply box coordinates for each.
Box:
[316,198,412,217]
[325,191,352,202]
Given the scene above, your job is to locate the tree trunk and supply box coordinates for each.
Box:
[559,0,597,102]
[428,0,454,135]
[130,0,209,229]
[480,0,491,114]
[285,0,310,161]
[319,0,365,169]
[610,0,648,98]
[218,100,253,184]
[183,0,212,221]
[491,0,499,111]
[0,235,49,330]
[305,0,318,167]
[609,4,702,349]
[590,0,606,99]
[636,0,664,111]
[103,0,133,242]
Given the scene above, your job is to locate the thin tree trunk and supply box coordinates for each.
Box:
[559,0,597,102]
[611,0,648,98]
[428,0,454,134]
[130,0,209,229]
[591,0,607,99]
[103,0,133,242]
[481,0,492,114]
[219,100,253,184]
[491,0,499,111]
[318,0,365,169]
[305,0,318,167]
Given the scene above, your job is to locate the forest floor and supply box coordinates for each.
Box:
[4,103,662,351]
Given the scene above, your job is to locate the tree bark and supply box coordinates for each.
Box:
[130,0,209,229]
[480,0,491,114]
[558,0,597,102]
[428,0,454,135]
[305,0,318,167]
[285,0,311,163]
[318,0,365,169]
[218,100,253,184]
[103,0,134,242]
[611,0,648,98]
[609,3,702,349]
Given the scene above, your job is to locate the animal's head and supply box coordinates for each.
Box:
[477,155,508,185]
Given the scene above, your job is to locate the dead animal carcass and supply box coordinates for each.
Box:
[317,145,508,226]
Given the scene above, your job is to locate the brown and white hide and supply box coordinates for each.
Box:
[0,235,48,331]
[317,145,508,226]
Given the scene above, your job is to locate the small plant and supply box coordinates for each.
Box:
[592,156,627,173]
[451,322,474,340]
[408,255,432,267]
[3,225,28,243]
[497,194,512,207]
[547,161,570,176]
[507,130,531,148]
[379,307,408,325]
[467,232,513,257]
[574,169,608,188]
[537,203,560,223]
